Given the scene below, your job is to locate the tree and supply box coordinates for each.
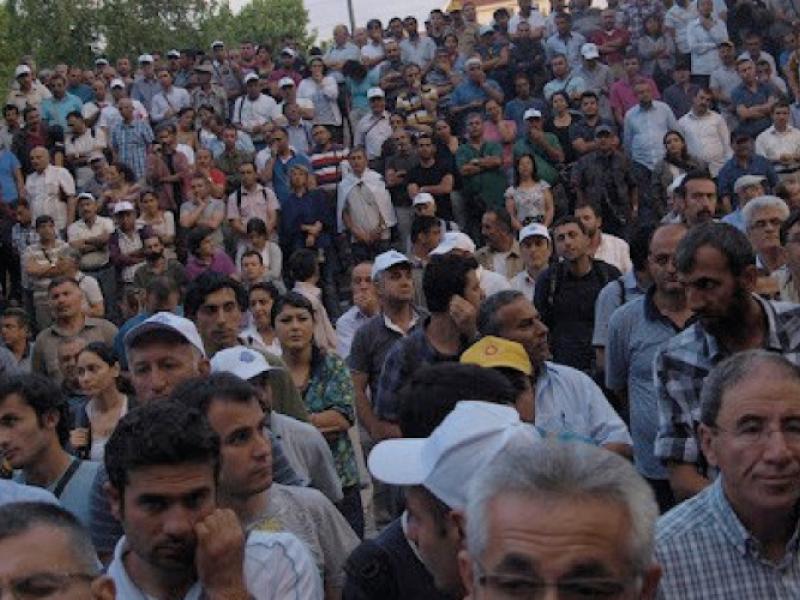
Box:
[225,0,313,50]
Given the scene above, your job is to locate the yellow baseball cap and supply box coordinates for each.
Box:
[460,336,532,376]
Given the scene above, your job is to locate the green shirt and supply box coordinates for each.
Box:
[513,133,562,185]
[455,141,507,211]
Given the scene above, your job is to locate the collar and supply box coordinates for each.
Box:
[642,286,692,330]
[699,293,782,359]
[50,317,94,338]
[383,308,421,335]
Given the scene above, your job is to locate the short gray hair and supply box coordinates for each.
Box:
[700,349,800,426]
[477,289,524,336]
[465,441,658,574]
[742,195,789,232]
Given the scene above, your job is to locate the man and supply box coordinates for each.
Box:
[23,215,68,330]
[542,53,587,104]
[260,126,308,205]
[570,91,615,158]
[0,103,21,151]
[574,43,613,116]
[503,73,547,137]
[400,16,436,72]
[103,400,322,598]
[656,351,800,597]
[145,123,190,212]
[172,373,358,597]
[101,79,149,135]
[374,253,482,425]
[383,128,418,241]
[449,57,504,128]
[575,200,633,273]
[717,130,779,210]
[0,373,99,525]
[354,88,392,164]
[678,86,731,177]
[336,261,378,360]
[588,9,630,72]
[475,209,523,279]
[65,111,105,189]
[180,173,225,249]
[510,223,552,301]
[534,216,621,374]
[755,102,800,181]
[572,124,638,233]
[624,80,678,221]
[710,40,742,131]
[512,108,563,187]
[545,12,587,69]
[732,58,780,140]
[0,502,115,599]
[129,54,160,114]
[228,160,279,244]
[721,174,766,232]
[407,131,455,221]
[610,53,660,127]
[377,40,407,108]
[132,230,187,292]
[662,61,699,119]
[337,146,396,263]
[25,145,76,233]
[655,221,800,501]
[6,64,49,111]
[59,247,104,318]
[777,211,800,303]
[665,0,698,60]
[671,170,719,228]
[687,0,729,86]
[31,277,116,383]
[620,0,665,46]
[110,98,154,182]
[191,63,229,120]
[66,191,115,301]
[234,73,280,149]
[1,308,33,373]
[324,24,360,82]
[458,442,661,598]
[742,195,790,282]
[39,73,83,130]
[606,224,693,512]
[510,0,546,36]
[407,215,441,307]
[456,112,506,240]
[308,124,348,196]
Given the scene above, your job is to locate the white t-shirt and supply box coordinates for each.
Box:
[595,233,632,274]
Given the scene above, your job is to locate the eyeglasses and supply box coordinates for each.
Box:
[712,421,800,445]
[1,572,96,599]
[473,561,636,599]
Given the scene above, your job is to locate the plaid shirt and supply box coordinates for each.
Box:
[654,296,800,467]
[655,477,800,599]
[110,119,154,181]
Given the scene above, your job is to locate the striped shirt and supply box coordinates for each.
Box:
[655,477,800,599]
[110,119,154,181]
[309,144,349,192]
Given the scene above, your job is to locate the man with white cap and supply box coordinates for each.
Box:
[210,40,244,102]
[430,231,511,298]
[512,107,563,187]
[449,56,504,126]
[208,348,343,503]
[510,222,552,300]
[266,48,302,94]
[277,76,314,121]
[6,64,50,112]
[412,192,459,236]
[99,79,148,134]
[233,72,280,149]
[545,11,587,69]
[720,173,765,232]
[543,53,587,104]
[374,253,481,426]
[574,43,614,118]
[354,88,392,162]
[368,400,545,598]
[130,54,160,114]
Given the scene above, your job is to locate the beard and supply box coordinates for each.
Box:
[145,250,164,262]
[700,286,750,338]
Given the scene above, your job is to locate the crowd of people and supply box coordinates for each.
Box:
[1,0,800,598]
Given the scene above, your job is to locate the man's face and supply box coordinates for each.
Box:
[50,77,65,98]
[348,151,368,174]
[351,263,377,310]
[385,42,400,61]
[118,100,134,121]
[157,70,172,88]
[191,177,209,201]
[29,148,49,172]
[0,393,55,470]
[574,207,600,238]
[36,220,55,243]
[480,213,506,250]
[78,197,97,221]
[417,136,435,160]
[555,15,569,35]
[92,80,106,100]
[239,163,257,187]
[49,282,83,321]
[158,128,175,149]
[602,9,616,29]
[738,60,756,84]
[494,297,549,368]
[648,225,687,295]
[554,222,589,262]
[379,265,414,304]
[460,493,657,600]
[467,115,483,138]
[405,487,463,595]
[679,245,753,334]
[208,397,272,501]
[392,131,410,155]
[241,255,265,282]
[116,211,136,232]
[67,68,82,87]
[733,136,752,158]
[144,236,165,261]
[698,0,713,16]
[463,270,484,308]
[222,127,238,148]
[312,125,331,147]
[128,341,203,403]
[240,42,255,59]
[581,95,598,117]
[748,205,786,252]
[57,338,86,390]
[773,106,791,130]
[693,89,712,114]
[635,82,652,104]
[463,2,477,21]
[109,463,216,573]
[520,236,552,272]
[3,107,19,127]
[551,56,567,78]
[195,288,242,354]
[1,317,26,348]
[514,76,531,100]
[682,179,717,226]
[719,44,734,63]
[700,364,800,519]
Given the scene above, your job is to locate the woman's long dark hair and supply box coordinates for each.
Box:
[663,130,694,169]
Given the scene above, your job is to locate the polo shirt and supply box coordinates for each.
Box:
[66,216,115,270]
[227,184,279,225]
[40,93,84,129]
[592,269,647,349]
[623,100,678,170]
[107,530,322,599]
[455,141,506,211]
[717,154,779,201]
[606,289,688,479]
[731,82,775,138]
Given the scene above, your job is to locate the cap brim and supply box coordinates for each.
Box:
[368,438,427,485]
[124,321,203,356]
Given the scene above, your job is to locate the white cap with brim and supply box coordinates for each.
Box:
[212,40,225,48]
[76,192,96,202]
[278,77,296,88]
[371,250,411,280]
[243,72,260,84]
[95,57,109,66]
[581,43,600,59]
[14,65,31,78]
[138,54,154,64]
[734,174,766,193]
[464,57,482,68]
[368,401,542,509]
[167,49,180,59]
[110,78,125,89]
[367,87,385,99]
[210,345,277,380]
[124,312,207,358]
[523,108,542,120]
[519,223,551,243]
[281,47,297,57]
[429,231,476,256]
[113,201,135,214]
[412,192,435,206]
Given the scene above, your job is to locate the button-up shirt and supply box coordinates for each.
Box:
[40,93,83,129]
[66,216,114,270]
[25,165,75,231]
[678,109,732,176]
[150,85,191,124]
[623,100,678,170]
[400,36,437,70]
[354,112,392,161]
[475,241,524,280]
[655,477,800,599]
[665,2,698,54]
[544,32,587,69]
[755,125,800,176]
[654,295,800,467]
[732,81,777,138]
[191,84,229,120]
[110,119,154,182]
[687,17,729,75]
[130,75,161,113]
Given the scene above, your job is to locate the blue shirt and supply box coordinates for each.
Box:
[272,151,312,205]
[40,93,84,129]
[623,100,678,170]
[16,458,99,528]
[731,82,775,138]
[717,154,779,201]
[655,477,800,599]
[279,188,333,252]
[504,97,548,139]
[544,32,588,68]
[68,84,94,104]
[720,208,745,232]
[0,149,21,203]
[450,78,503,111]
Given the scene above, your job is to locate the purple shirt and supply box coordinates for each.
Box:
[185,250,237,281]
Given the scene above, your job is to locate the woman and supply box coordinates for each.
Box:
[185,225,237,281]
[289,248,337,353]
[100,162,141,216]
[195,147,226,199]
[136,188,176,259]
[482,98,516,181]
[651,130,706,218]
[242,281,283,355]
[545,91,576,165]
[71,342,131,461]
[298,57,342,142]
[443,32,465,71]
[505,153,554,229]
[176,107,199,154]
[273,292,363,537]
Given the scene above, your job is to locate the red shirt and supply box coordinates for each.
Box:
[589,28,631,65]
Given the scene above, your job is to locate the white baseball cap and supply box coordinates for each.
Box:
[523,108,543,120]
[464,56,482,68]
[278,76,296,88]
[368,401,543,509]
[367,87,385,100]
[167,49,181,59]
[138,54,154,64]
[412,192,435,207]
[734,174,766,193]
[124,312,207,357]
[429,231,476,256]
[113,201,135,214]
[110,78,125,89]
[94,57,109,66]
[371,250,411,280]
[14,65,31,78]
[211,40,225,48]
[210,345,277,380]
[243,72,260,84]
[519,222,551,243]
[76,192,96,203]
[281,47,297,57]
[581,42,600,60]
